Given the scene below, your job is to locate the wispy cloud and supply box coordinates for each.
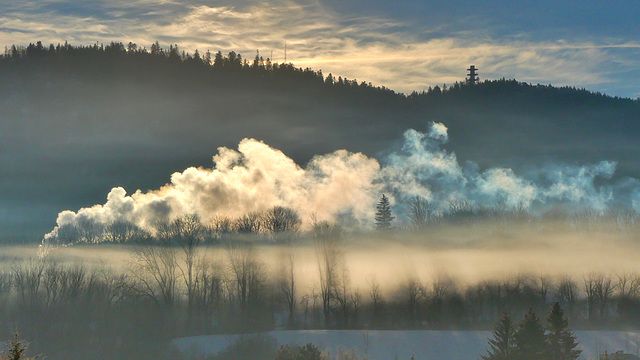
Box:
[1,0,639,96]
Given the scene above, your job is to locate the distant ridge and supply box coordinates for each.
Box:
[3,41,638,102]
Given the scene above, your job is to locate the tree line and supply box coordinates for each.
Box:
[2,248,640,358]
[0,41,398,100]
[45,196,640,247]
[483,304,580,360]
[3,41,638,106]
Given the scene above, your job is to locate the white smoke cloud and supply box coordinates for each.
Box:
[541,161,616,211]
[44,138,381,242]
[472,168,538,208]
[428,122,449,142]
[43,122,639,242]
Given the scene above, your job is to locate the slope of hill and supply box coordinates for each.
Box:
[1,42,639,241]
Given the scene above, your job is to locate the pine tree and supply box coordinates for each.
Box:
[482,311,516,360]
[514,308,546,360]
[375,194,394,230]
[2,332,40,360]
[547,302,581,360]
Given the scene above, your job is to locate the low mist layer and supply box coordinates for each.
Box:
[4,217,640,359]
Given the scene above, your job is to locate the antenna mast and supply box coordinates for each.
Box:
[284,41,287,63]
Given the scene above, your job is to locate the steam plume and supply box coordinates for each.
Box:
[43,122,639,242]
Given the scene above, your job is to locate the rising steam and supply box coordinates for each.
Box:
[43,122,639,242]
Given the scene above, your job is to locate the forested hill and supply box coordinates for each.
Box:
[1,41,640,242]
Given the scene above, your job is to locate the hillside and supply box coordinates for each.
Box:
[1,41,639,242]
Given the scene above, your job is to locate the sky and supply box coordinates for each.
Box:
[1,0,640,97]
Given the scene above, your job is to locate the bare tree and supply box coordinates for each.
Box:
[41,260,86,308]
[402,277,424,325]
[129,244,178,306]
[233,211,263,234]
[584,273,614,321]
[470,280,503,319]
[263,206,301,236]
[572,207,603,232]
[350,289,363,328]
[225,240,266,313]
[557,276,578,318]
[594,274,614,320]
[277,246,297,328]
[536,274,553,306]
[192,256,225,330]
[94,266,129,305]
[502,273,536,310]
[153,220,176,244]
[368,275,384,324]
[104,220,147,243]
[615,272,640,298]
[431,273,455,304]
[76,216,104,243]
[313,220,343,327]
[11,259,45,308]
[334,265,351,328]
[606,206,638,233]
[0,270,11,298]
[173,214,205,312]
[209,215,233,238]
[445,199,474,224]
[408,196,436,231]
[53,223,81,245]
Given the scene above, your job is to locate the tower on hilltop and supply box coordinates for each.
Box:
[467,65,479,85]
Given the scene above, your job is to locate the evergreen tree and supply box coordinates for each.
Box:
[514,308,546,360]
[547,302,581,360]
[482,311,516,360]
[213,50,224,68]
[375,194,394,230]
[2,332,40,360]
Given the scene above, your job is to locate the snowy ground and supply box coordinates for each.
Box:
[174,330,640,360]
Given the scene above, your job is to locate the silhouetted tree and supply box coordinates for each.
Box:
[277,246,297,328]
[225,240,266,317]
[173,214,205,313]
[408,196,435,230]
[375,194,394,231]
[368,276,384,325]
[263,206,301,235]
[514,308,546,360]
[584,273,614,321]
[2,331,40,360]
[129,244,178,306]
[401,277,424,326]
[234,211,263,234]
[482,311,516,360]
[546,302,581,360]
[312,220,343,326]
